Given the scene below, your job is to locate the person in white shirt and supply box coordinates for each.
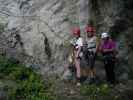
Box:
[71,27,83,86]
[84,25,98,83]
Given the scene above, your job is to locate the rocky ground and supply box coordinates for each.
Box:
[44,76,133,100]
[43,60,133,100]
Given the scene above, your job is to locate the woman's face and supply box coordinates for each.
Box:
[87,32,93,37]
[74,34,80,38]
[102,37,109,41]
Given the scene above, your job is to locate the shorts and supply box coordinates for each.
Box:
[84,51,96,69]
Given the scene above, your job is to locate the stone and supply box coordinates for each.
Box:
[0,0,132,79]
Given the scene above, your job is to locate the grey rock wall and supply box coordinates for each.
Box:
[0,0,133,78]
[0,0,81,74]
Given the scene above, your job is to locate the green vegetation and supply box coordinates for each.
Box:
[80,84,119,100]
[0,20,5,33]
[128,65,133,79]
[80,84,111,96]
[0,55,57,100]
[0,23,5,33]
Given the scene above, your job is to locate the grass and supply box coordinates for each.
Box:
[80,84,111,96]
[80,84,120,100]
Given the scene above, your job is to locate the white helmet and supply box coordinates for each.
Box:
[101,32,109,39]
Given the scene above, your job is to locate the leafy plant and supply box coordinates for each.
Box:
[80,84,112,99]
[0,23,5,33]
[0,55,57,100]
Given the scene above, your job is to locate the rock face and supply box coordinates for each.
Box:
[0,0,133,77]
[0,0,79,74]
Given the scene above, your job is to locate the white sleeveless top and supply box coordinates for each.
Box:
[75,37,83,49]
[86,36,97,52]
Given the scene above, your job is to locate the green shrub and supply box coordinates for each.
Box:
[80,84,99,96]
[0,23,5,33]
[80,84,112,98]
[128,65,133,79]
[0,55,56,100]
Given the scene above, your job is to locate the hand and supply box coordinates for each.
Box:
[76,55,79,59]
[103,49,111,53]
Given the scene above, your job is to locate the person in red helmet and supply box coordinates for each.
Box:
[71,27,83,86]
[83,25,98,83]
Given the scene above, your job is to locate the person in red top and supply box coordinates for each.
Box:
[99,32,117,84]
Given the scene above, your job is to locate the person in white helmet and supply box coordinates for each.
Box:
[99,32,117,84]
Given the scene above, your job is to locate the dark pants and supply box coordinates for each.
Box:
[103,53,116,84]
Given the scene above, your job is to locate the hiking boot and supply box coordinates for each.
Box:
[89,77,96,84]
[76,82,81,87]
[84,77,91,84]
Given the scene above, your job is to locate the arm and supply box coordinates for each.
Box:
[96,39,103,53]
[103,40,116,53]
[103,48,115,53]
[76,46,82,58]
[96,37,101,53]
[75,37,83,58]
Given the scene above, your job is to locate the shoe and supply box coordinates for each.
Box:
[76,82,81,87]
[84,77,91,84]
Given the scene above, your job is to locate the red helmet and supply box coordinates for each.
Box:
[72,27,80,36]
[85,25,96,33]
